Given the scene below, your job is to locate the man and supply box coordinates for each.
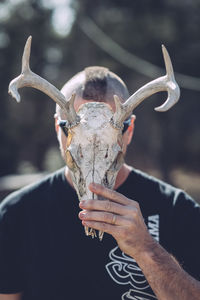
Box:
[0,66,200,300]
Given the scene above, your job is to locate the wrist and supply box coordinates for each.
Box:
[132,236,159,263]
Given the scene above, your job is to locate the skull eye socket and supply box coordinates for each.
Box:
[57,118,68,137]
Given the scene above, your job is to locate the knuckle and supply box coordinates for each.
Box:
[102,212,110,222]
[128,198,139,207]
[111,190,117,198]
[87,200,96,208]
[128,205,140,219]
[109,189,117,200]
[104,200,112,211]
[101,222,108,231]
[97,185,104,193]
[125,198,132,204]
[132,208,139,218]
[134,201,140,209]
[85,200,93,207]
[105,212,115,224]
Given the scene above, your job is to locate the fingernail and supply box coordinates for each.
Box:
[82,220,88,226]
[79,211,86,219]
[79,201,85,208]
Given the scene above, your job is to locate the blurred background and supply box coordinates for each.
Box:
[0,0,200,202]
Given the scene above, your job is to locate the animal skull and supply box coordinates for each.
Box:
[65,102,124,239]
[8,36,180,240]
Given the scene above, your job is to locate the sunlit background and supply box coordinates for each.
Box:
[0,0,200,202]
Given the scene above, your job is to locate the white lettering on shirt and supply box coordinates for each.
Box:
[105,215,160,299]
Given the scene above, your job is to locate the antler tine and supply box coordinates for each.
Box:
[8,36,79,126]
[21,35,31,73]
[112,46,180,127]
[154,45,180,112]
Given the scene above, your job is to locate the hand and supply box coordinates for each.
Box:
[78,183,156,258]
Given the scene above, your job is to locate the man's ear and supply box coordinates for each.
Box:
[54,113,63,145]
[54,113,59,133]
[127,115,136,145]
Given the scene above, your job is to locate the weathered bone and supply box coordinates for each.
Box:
[112,45,180,128]
[66,102,124,240]
[8,36,79,127]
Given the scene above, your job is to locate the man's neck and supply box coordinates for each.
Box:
[114,163,132,189]
[64,163,132,190]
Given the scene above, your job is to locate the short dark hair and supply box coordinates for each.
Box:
[57,66,129,117]
[81,66,129,102]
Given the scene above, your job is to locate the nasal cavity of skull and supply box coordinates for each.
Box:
[103,172,109,187]
[105,147,109,159]
[78,145,83,158]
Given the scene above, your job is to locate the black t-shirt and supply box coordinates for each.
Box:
[0,167,200,300]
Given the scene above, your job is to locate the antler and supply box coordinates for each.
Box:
[112,45,180,128]
[8,36,79,127]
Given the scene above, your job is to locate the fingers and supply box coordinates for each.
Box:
[78,183,142,242]
[89,183,132,205]
[80,183,140,218]
[79,210,129,226]
[79,199,130,216]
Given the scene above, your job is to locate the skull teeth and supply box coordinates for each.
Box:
[84,226,104,240]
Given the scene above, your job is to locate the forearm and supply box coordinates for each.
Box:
[133,241,200,300]
[80,184,200,299]
[0,293,22,300]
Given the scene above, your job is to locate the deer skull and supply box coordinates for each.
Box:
[8,36,180,240]
[64,102,124,239]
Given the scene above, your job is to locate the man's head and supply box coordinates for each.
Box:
[55,66,135,191]
[55,66,135,239]
[55,66,135,163]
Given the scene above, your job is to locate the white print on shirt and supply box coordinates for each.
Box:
[122,289,157,299]
[105,215,160,300]
[148,215,159,241]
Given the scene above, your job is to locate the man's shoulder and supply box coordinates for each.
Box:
[0,168,66,216]
[127,167,197,206]
[129,167,178,193]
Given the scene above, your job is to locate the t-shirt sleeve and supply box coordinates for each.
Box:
[0,199,25,293]
[170,190,200,281]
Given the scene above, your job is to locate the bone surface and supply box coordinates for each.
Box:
[65,102,124,240]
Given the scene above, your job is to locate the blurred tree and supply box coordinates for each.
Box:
[0,0,61,175]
